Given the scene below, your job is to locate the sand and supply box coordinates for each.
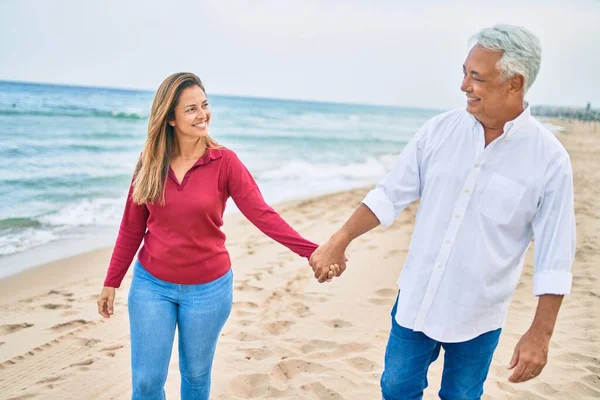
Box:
[0,120,598,399]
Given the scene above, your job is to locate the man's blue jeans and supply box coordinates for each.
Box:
[128,260,233,400]
[381,295,501,400]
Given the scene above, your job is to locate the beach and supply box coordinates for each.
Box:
[0,119,598,399]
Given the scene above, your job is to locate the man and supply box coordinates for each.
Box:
[310,25,575,400]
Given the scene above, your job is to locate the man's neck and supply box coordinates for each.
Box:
[478,104,524,147]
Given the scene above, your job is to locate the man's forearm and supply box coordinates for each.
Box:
[331,204,381,247]
[530,294,564,337]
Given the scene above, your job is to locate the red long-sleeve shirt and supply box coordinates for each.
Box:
[103,148,318,288]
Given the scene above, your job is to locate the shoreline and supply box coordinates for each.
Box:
[0,184,375,282]
[0,186,369,303]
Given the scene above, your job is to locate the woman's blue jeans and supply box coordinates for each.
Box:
[128,260,233,400]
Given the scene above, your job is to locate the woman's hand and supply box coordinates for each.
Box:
[97,286,116,318]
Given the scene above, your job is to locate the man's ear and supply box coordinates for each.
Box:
[509,74,525,93]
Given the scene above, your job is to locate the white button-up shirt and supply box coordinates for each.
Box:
[363,106,575,343]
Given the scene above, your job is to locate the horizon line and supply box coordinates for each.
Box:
[1,78,594,111]
[0,78,445,112]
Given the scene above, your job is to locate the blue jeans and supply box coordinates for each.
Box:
[381,295,501,400]
[128,260,233,400]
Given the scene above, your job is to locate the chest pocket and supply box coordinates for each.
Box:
[479,173,526,225]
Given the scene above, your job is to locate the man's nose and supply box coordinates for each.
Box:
[461,76,472,93]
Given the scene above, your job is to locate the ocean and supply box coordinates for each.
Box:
[0,80,442,277]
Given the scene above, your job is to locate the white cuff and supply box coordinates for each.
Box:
[362,188,395,227]
[532,270,572,296]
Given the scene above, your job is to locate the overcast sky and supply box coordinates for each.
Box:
[1,0,598,109]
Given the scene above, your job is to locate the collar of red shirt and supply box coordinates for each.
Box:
[195,147,223,166]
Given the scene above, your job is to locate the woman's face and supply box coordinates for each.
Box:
[169,85,211,140]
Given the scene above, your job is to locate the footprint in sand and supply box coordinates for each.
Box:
[228,373,272,398]
[375,288,397,297]
[263,320,295,335]
[7,394,38,400]
[41,303,72,310]
[344,356,381,372]
[369,288,398,305]
[299,340,338,355]
[101,343,125,358]
[300,382,343,400]
[48,290,74,297]
[0,322,34,335]
[240,346,274,361]
[326,319,353,329]
[235,282,264,292]
[70,358,95,371]
[272,358,330,380]
[246,272,263,282]
[32,373,67,391]
[75,338,102,347]
[338,342,373,353]
[233,301,259,317]
[287,302,312,318]
[302,291,334,304]
[60,309,81,317]
[383,249,401,259]
[48,319,88,333]
[233,331,262,342]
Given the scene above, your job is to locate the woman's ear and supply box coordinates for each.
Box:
[168,120,175,127]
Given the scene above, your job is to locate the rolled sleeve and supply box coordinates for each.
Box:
[363,187,397,227]
[533,270,573,296]
[531,154,576,296]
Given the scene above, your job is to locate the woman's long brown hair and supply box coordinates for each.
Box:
[132,73,220,205]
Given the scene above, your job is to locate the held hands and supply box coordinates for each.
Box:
[97,286,116,318]
[309,236,348,283]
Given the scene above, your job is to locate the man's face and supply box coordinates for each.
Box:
[461,45,513,122]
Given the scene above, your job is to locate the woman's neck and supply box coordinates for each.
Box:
[173,137,206,159]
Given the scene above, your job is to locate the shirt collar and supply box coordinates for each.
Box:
[468,102,531,140]
[194,147,223,166]
[503,102,530,140]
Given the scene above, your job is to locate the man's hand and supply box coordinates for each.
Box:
[309,235,348,283]
[507,328,550,383]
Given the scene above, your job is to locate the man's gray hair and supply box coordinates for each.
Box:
[471,25,542,93]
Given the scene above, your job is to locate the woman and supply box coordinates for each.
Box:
[97,72,337,400]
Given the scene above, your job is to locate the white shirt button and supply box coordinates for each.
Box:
[474,163,481,168]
